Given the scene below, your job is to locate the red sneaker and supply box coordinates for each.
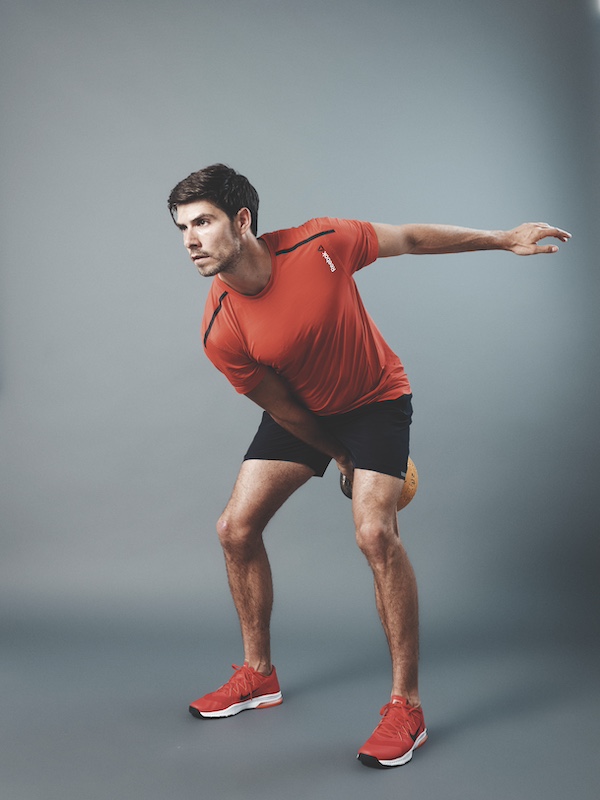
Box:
[189,663,283,719]
[357,696,428,768]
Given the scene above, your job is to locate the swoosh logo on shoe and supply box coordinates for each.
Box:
[240,693,251,701]
[409,728,423,743]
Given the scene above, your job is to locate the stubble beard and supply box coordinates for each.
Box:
[196,234,242,278]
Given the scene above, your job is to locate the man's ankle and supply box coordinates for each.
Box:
[246,660,272,676]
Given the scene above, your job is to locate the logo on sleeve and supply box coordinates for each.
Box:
[318,245,336,272]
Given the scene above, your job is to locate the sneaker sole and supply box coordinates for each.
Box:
[357,729,428,769]
[189,691,283,719]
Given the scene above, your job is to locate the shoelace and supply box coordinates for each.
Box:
[221,664,258,698]
[376,702,420,739]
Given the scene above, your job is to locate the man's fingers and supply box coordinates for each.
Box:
[511,222,572,255]
[534,223,572,242]
[512,223,572,254]
[554,228,572,242]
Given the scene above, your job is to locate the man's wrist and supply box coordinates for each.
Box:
[493,229,512,251]
[335,451,353,468]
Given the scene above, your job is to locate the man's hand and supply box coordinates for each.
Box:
[336,454,354,486]
[505,222,571,255]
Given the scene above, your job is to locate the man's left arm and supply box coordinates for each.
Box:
[372,222,571,258]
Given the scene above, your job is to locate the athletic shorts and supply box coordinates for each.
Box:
[244,394,413,480]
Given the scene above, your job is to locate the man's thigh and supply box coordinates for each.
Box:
[224,459,315,530]
[351,468,404,531]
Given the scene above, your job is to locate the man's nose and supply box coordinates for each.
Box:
[184,228,199,249]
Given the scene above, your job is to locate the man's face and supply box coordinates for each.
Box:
[175,200,242,278]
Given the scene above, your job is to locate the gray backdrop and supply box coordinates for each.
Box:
[1,1,599,799]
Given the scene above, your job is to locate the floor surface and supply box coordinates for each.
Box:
[2,606,598,800]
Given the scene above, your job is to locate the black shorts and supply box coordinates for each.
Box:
[244,394,413,480]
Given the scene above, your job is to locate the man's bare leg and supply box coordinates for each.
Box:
[216,459,314,675]
[351,468,420,704]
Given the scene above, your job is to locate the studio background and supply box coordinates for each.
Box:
[1,1,598,798]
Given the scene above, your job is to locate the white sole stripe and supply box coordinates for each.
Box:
[377,728,428,767]
[196,691,283,718]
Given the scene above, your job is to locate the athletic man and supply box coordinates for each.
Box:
[167,164,570,769]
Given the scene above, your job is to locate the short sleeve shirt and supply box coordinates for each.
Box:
[201,217,411,415]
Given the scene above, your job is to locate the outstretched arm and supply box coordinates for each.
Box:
[372,221,571,258]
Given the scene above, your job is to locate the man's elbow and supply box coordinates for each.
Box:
[374,223,416,258]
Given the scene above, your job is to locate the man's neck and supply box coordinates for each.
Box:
[218,238,272,296]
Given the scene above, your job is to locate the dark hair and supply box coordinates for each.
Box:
[168,163,259,235]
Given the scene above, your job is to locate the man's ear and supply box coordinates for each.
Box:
[236,207,253,235]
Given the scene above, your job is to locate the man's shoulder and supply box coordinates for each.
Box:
[261,217,373,253]
[261,216,336,247]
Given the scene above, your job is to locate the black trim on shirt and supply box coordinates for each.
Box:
[203,291,229,348]
[274,229,335,255]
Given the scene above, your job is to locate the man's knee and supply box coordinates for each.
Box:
[355,520,397,563]
[216,511,262,557]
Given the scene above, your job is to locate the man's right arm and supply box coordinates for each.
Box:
[245,368,354,482]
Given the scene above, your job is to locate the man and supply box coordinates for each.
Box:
[167,164,570,769]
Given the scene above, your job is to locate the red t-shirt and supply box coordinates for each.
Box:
[201,217,411,415]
